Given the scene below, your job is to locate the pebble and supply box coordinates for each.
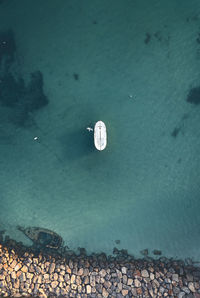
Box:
[86,284,91,294]
[188,282,196,293]
[122,289,129,296]
[102,287,109,297]
[49,262,56,274]
[172,273,179,282]
[141,269,149,278]
[51,281,58,289]
[14,264,22,271]
[121,267,127,274]
[134,279,141,287]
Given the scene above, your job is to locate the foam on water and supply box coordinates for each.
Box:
[0,0,200,260]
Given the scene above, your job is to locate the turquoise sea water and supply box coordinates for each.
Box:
[0,0,200,260]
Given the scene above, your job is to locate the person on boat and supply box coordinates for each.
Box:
[86,127,93,132]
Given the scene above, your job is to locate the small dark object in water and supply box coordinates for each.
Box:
[144,33,151,44]
[78,247,87,255]
[153,249,162,255]
[140,248,148,256]
[93,21,97,24]
[17,226,63,249]
[73,73,79,81]
[0,230,5,242]
[171,127,181,138]
[115,239,120,244]
[187,86,200,105]
[196,33,200,44]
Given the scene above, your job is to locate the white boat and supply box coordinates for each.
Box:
[94,121,107,151]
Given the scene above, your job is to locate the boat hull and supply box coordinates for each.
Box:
[94,121,107,151]
[17,226,63,249]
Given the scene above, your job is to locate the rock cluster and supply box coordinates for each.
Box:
[0,244,200,297]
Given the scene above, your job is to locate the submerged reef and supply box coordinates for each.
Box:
[0,71,48,125]
[0,237,200,297]
[187,86,200,105]
[0,29,48,126]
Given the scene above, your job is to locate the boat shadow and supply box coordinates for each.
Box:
[60,129,95,160]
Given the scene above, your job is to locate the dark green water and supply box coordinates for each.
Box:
[0,0,200,260]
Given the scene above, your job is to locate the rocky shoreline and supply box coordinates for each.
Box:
[0,241,200,298]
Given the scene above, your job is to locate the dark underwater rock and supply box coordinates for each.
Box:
[0,73,24,107]
[187,86,200,105]
[140,249,149,256]
[153,249,162,255]
[25,71,48,112]
[0,71,48,125]
[0,29,48,126]
[171,126,181,138]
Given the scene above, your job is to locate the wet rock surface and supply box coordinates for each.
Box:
[0,242,200,297]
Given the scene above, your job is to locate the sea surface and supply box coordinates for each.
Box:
[0,0,200,260]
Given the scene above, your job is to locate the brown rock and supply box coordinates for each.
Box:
[51,280,58,289]
[49,263,56,274]
[77,268,84,275]
[10,260,17,269]
[118,282,123,291]
[127,278,133,286]
[0,274,5,280]
[76,276,81,285]
[14,279,20,288]
[86,284,91,294]
[135,269,141,277]
[37,275,42,284]
[121,267,127,274]
[19,272,26,282]
[26,272,33,280]
[11,271,16,279]
[64,274,70,282]
[71,274,76,284]
[188,282,196,293]
[122,289,129,296]
[134,279,141,287]
[71,284,77,290]
[102,287,109,298]
[141,269,149,278]
[14,263,22,271]
[84,276,89,284]
[104,280,112,288]
[43,273,49,280]
[99,269,107,277]
[53,272,58,280]
[122,274,127,285]
[78,285,82,293]
[66,267,71,274]
[21,266,28,273]
[137,287,143,295]
[58,274,64,282]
